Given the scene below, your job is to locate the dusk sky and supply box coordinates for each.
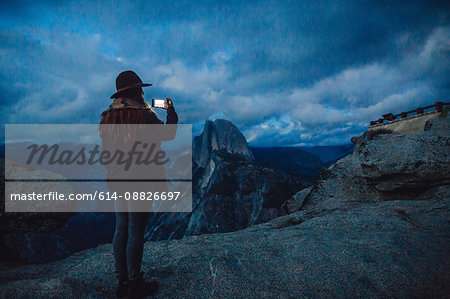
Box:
[1,0,448,146]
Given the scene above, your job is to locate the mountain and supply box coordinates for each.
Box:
[1,114,448,297]
[145,119,304,240]
[193,119,255,167]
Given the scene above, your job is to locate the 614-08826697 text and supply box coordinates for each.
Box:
[98,191,181,201]
[9,191,182,201]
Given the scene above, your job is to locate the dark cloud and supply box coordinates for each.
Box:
[0,0,448,145]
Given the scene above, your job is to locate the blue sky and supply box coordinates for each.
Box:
[0,0,448,146]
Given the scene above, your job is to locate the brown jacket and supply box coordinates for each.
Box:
[98,97,178,205]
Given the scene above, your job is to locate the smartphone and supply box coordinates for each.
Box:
[152,99,168,109]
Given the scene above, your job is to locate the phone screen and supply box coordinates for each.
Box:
[152,99,167,109]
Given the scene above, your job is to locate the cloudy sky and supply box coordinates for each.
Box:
[0,0,448,146]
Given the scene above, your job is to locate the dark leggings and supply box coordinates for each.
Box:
[113,212,150,280]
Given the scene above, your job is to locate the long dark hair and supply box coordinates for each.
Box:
[113,86,157,115]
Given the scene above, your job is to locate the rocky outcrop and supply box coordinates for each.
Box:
[298,114,450,212]
[280,185,313,214]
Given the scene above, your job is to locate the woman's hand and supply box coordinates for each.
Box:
[164,98,178,124]
[164,98,174,109]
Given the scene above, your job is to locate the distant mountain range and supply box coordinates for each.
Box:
[298,144,355,165]
[249,144,354,180]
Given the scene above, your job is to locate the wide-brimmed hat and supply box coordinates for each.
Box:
[110,70,152,99]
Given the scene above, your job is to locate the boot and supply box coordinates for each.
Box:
[127,271,159,298]
[115,275,129,298]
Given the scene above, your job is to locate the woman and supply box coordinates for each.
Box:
[99,70,178,298]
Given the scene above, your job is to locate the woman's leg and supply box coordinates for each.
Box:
[126,212,150,280]
[113,212,129,279]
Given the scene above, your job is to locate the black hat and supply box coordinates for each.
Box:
[110,70,152,99]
